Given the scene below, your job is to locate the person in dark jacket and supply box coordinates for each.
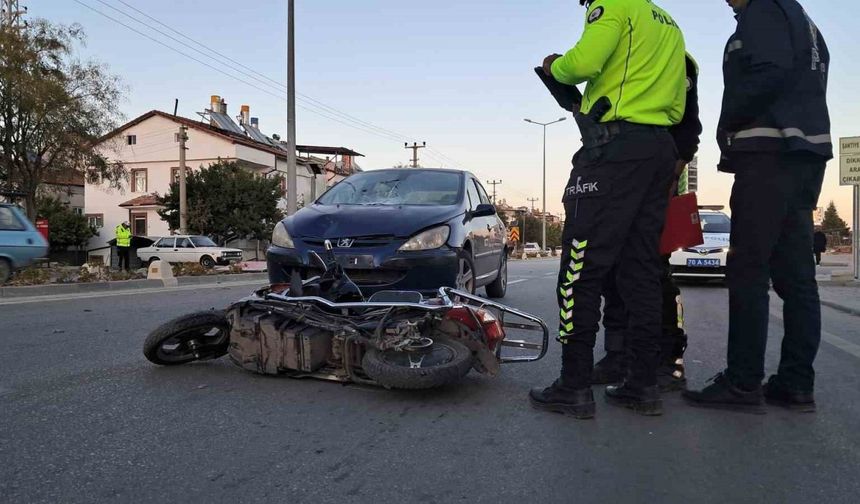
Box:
[595,53,702,393]
[684,0,830,414]
[813,230,827,265]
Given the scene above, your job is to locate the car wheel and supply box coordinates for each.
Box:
[485,254,507,299]
[0,258,11,284]
[200,255,216,269]
[455,253,476,294]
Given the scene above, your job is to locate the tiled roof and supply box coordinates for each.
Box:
[119,194,160,208]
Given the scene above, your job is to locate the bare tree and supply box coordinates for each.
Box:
[0,20,126,219]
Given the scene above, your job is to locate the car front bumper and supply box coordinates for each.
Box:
[669,250,728,278]
[266,244,462,295]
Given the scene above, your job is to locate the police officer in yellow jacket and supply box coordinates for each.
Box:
[529,0,687,418]
[115,221,132,271]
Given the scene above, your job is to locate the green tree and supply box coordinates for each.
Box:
[0,20,126,220]
[156,161,284,244]
[36,196,96,252]
[821,201,849,237]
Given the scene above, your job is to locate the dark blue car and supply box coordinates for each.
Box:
[267,169,509,298]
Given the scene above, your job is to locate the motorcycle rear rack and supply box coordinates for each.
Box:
[263,287,549,364]
[439,287,548,364]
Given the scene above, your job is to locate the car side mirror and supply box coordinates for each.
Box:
[471,203,496,218]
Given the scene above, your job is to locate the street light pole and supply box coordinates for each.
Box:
[286,0,298,216]
[524,117,566,251]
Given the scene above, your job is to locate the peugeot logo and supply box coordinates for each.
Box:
[337,238,355,248]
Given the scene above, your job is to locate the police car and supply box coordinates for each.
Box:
[669,206,731,279]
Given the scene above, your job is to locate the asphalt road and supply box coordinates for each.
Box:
[2,259,859,503]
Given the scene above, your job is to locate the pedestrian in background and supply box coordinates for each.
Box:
[684,0,830,414]
[529,0,686,419]
[813,230,827,265]
[115,221,132,271]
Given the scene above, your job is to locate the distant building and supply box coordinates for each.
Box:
[85,95,362,261]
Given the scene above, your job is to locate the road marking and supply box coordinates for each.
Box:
[769,308,860,360]
[508,279,528,286]
[0,280,264,306]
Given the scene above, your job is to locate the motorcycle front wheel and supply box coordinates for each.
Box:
[143,311,230,366]
[361,337,474,390]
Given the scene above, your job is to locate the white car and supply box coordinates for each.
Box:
[669,208,731,279]
[137,235,243,268]
[523,242,541,257]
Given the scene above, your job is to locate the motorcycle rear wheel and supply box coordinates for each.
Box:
[143,310,230,366]
[361,337,473,390]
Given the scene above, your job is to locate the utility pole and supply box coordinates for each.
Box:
[404,142,426,168]
[286,0,298,215]
[525,117,566,251]
[178,125,188,234]
[486,179,502,205]
[527,197,539,213]
[1,0,26,27]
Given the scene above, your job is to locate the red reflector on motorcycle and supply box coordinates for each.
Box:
[444,306,505,350]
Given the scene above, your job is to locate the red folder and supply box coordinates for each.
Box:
[660,193,704,255]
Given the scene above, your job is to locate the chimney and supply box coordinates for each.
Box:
[250,117,259,128]
[240,105,250,126]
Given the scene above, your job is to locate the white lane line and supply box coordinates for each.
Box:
[508,279,529,285]
[769,308,860,360]
[0,280,264,306]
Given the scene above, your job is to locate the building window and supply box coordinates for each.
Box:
[131,169,148,193]
[174,133,181,143]
[86,213,104,229]
[170,167,186,184]
[127,135,137,145]
[131,213,147,236]
[73,207,84,216]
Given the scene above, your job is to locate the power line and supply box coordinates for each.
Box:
[82,0,463,169]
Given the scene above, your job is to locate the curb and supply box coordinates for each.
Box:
[0,273,269,298]
[820,300,860,318]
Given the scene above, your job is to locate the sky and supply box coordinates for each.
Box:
[40,0,860,225]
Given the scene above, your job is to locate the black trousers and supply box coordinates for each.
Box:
[602,257,687,364]
[557,127,676,388]
[117,247,130,271]
[814,251,822,265]
[725,151,825,391]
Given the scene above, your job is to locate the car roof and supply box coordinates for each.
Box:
[357,168,475,178]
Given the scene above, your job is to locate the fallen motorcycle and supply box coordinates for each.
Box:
[143,243,548,389]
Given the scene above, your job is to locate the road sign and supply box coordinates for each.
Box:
[840,137,860,186]
[509,226,520,242]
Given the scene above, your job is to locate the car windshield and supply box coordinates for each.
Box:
[317,170,462,206]
[700,213,731,233]
[190,236,217,247]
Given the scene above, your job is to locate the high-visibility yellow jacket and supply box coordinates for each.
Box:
[115,225,131,248]
[551,0,687,126]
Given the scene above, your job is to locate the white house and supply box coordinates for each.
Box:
[85,96,363,262]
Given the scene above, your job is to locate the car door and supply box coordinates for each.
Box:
[465,178,495,277]
[153,237,175,262]
[0,206,38,267]
[474,180,504,269]
[174,237,196,263]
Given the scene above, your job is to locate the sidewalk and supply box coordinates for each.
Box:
[819,285,860,317]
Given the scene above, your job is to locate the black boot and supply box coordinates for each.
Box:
[682,372,765,414]
[591,351,626,385]
[529,379,595,419]
[605,382,663,416]
[763,375,816,413]
[657,355,686,392]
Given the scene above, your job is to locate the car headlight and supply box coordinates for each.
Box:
[399,225,450,251]
[721,247,730,253]
[272,222,295,248]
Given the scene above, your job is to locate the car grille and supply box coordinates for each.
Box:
[301,267,405,287]
[221,251,243,258]
[303,235,396,248]
[683,247,725,255]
